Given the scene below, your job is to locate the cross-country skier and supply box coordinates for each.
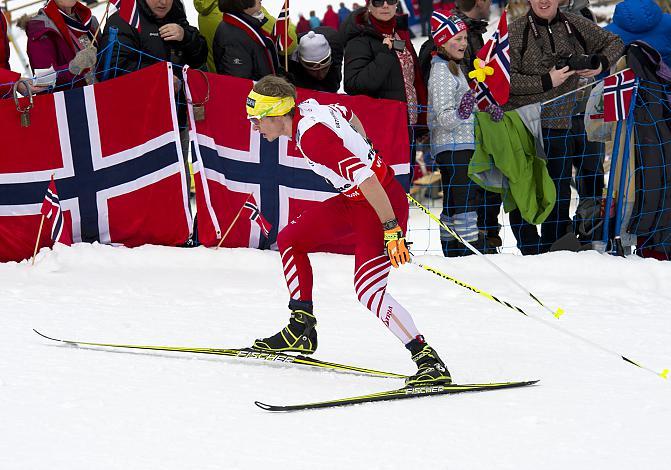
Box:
[246,75,451,386]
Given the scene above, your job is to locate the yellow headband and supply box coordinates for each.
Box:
[246,90,295,119]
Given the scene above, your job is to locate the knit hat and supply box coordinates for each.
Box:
[431,10,468,48]
[299,31,332,65]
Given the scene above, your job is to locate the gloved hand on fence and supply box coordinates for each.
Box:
[383,220,410,268]
[485,103,504,122]
[68,46,98,76]
[457,89,477,120]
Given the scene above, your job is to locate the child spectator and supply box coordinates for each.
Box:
[427,11,484,256]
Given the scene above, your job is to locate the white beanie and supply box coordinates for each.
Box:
[299,31,331,63]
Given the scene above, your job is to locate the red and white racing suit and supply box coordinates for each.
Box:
[277,99,421,344]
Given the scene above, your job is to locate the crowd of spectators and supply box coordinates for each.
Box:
[1,0,669,257]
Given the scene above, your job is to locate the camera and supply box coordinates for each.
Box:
[555,54,601,71]
[392,39,406,52]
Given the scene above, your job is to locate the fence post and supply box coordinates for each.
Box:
[611,78,640,256]
[601,121,623,247]
[101,26,118,82]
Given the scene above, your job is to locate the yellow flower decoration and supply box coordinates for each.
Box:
[468,58,494,83]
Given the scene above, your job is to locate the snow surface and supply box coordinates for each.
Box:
[2,211,670,469]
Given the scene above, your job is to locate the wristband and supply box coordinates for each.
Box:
[382,218,398,231]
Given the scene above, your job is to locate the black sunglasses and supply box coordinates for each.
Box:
[370,0,399,7]
[301,54,333,71]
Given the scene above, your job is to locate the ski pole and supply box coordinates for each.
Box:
[414,261,669,381]
[413,261,531,316]
[407,194,565,319]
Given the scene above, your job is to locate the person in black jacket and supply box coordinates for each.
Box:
[342,2,427,127]
[100,0,207,81]
[213,0,280,80]
[342,1,428,173]
[622,41,671,260]
[288,27,343,93]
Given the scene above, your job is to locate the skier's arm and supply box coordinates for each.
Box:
[348,112,367,138]
[359,174,394,223]
[359,175,410,268]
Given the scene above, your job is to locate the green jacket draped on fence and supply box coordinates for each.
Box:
[469,111,556,225]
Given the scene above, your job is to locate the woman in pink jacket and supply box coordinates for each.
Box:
[24,0,98,88]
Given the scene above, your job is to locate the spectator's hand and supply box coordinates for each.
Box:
[457,89,477,120]
[576,64,602,78]
[68,46,97,76]
[485,103,504,122]
[159,24,185,42]
[382,37,394,50]
[549,66,574,87]
[16,81,47,96]
[172,75,181,93]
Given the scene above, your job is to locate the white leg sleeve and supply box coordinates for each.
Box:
[375,292,420,345]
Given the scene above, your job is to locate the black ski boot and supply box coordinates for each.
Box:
[405,336,452,386]
[252,300,318,355]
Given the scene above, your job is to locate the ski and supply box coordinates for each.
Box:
[33,329,406,379]
[255,380,540,411]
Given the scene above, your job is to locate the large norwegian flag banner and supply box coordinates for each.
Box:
[184,68,410,250]
[0,62,192,262]
[603,68,637,123]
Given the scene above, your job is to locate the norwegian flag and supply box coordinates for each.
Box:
[273,0,293,52]
[110,0,141,32]
[471,79,497,110]
[40,176,72,244]
[603,68,637,122]
[470,10,510,110]
[244,200,271,238]
[0,62,192,263]
[184,68,410,251]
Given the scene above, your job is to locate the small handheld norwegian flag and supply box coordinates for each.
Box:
[603,68,637,123]
[469,10,510,110]
[273,0,293,52]
[244,200,272,238]
[40,176,71,245]
[110,0,141,32]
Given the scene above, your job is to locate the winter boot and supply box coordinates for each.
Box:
[405,336,452,386]
[252,301,318,355]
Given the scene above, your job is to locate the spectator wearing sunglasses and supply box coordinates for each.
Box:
[288,28,343,93]
[342,0,427,137]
